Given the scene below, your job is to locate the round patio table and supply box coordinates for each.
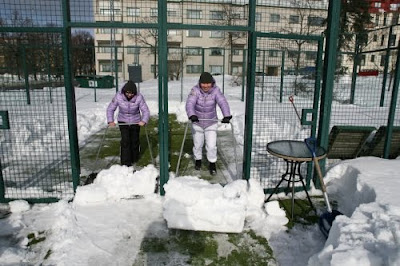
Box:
[265,140,326,220]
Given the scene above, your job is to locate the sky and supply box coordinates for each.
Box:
[0,75,400,265]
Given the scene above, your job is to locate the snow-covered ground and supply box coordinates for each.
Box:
[0,75,400,265]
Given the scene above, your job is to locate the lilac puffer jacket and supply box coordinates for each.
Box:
[107,91,150,124]
[186,81,231,129]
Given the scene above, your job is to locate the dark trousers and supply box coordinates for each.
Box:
[119,123,141,166]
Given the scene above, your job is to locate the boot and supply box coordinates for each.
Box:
[209,162,217,175]
[195,160,202,170]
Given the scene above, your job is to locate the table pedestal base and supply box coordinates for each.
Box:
[265,159,315,220]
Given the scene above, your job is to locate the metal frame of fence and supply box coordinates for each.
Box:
[1,0,399,202]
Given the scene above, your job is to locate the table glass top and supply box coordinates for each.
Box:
[266,140,326,160]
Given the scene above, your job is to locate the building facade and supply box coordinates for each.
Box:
[93,0,400,81]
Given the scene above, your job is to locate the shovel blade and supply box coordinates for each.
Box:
[319,210,343,238]
[84,172,98,185]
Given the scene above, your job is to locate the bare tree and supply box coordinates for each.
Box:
[167,48,188,80]
[0,11,33,79]
[127,18,161,79]
[72,30,95,76]
[279,0,326,77]
[212,3,247,75]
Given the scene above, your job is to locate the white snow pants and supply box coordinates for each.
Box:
[191,123,218,163]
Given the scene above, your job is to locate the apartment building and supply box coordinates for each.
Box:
[354,0,400,73]
[91,0,400,81]
[93,0,332,81]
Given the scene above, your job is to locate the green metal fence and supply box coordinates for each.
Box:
[1,0,399,202]
[0,43,76,202]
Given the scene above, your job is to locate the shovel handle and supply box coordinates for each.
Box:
[305,137,332,212]
[305,137,328,193]
[312,156,328,193]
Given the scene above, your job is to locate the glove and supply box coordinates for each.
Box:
[189,115,199,122]
[221,116,232,124]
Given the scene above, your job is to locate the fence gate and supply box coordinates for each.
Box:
[250,33,324,194]
[0,44,77,203]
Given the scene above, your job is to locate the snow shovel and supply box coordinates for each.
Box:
[85,126,109,185]
[289,95,301,123]
[305,137,342,238]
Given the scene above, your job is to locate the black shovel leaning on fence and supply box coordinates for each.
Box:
[305,137,343,238]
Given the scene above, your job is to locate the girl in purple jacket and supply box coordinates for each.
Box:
[185,72,232,175]
[107,80,150,167]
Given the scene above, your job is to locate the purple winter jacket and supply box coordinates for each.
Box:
[107,90,150,125]
[186,80,231,129]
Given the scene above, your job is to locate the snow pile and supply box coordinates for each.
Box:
[74,164,158,205]
[162,177,265,233]
[309,158,400,265]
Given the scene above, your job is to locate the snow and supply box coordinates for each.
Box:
[0,75,400,265]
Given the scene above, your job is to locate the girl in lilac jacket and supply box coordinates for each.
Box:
[107,80,150,167]
[185,72,232,175]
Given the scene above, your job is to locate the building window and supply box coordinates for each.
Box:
[187,10,201,19]
[210,48,223,56]
[127,47,140,54]
[98,46,112,53]
[210,31,223,38]
[255,13,261,22]
[150,8,158,17]
[167,30,178,36]
[289,15,300,24]
[127,8,140,17]
[210,65,223,75]
[269,50,279,57]
[97,28,122,34]
[308,16,324,26]
[389,34,396,46]
[151,64,158,74]
[360,55,366,66]
[168,48,181,55]
[383,13,387,26]
[288,50,299,58]
[167,8,177,17]
[375,15,380,26]
[392,13,399,25]
[187,65,202,74]
[232,66,240,74]
[100,61,122,72]
[373,34,378,42]
[270,14,280,23]
[233,49,241,56]
[370,55,375,62]
[381,35,385,46]
[232,13,241,19]
[187,30,201,37]
[99,9,121,16]
[380,55,385,66]
[210,11,224,20]
[305,51,317,61]
[127,29,141,35]
[230,32,243,38]
[187,47,202,56]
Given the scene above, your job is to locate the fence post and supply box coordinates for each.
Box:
[280,50,285,103]
[383,43,400,158]
[243,0,256,181]
[380,25,393,107]
[317,0,341,187]
[158,0,169,195]
[62,0,81,192]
